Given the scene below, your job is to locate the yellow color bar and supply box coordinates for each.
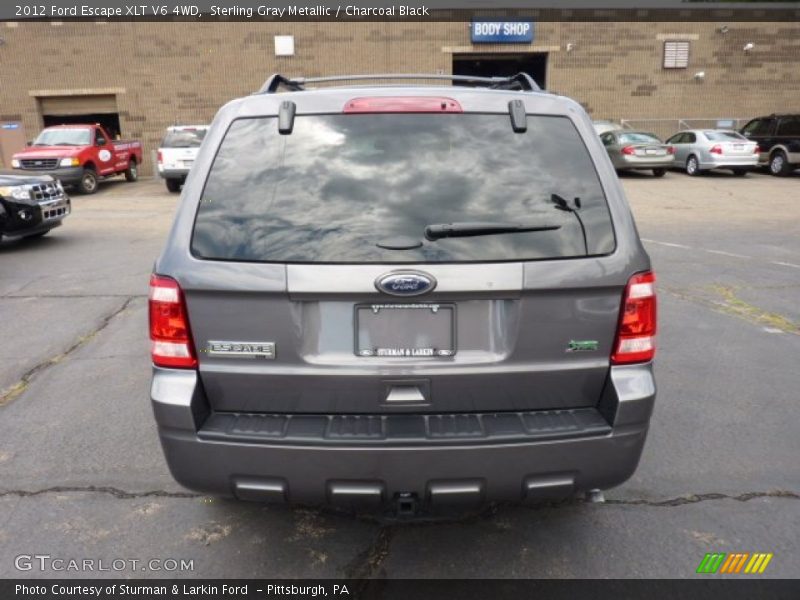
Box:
[758,553,773,574]
[745,554,762,574]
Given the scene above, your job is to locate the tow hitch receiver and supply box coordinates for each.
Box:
[394,492,419,517]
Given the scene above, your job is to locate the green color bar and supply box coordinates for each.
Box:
[697,553,726,574]
[709,553,726,573]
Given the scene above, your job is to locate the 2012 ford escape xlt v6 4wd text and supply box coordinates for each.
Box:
[150,73,657,513]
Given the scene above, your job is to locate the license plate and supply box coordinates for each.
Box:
[734,144,744,150]
[355,303,455,357]
[182,160,194,168]
[645,148,659,155]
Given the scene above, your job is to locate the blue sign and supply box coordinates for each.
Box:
[1,123,20,130]
[471,21,534,44]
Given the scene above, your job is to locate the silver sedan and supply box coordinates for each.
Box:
[665,129,759,177]
[599,131,674,177]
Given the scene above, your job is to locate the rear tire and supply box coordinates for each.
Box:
[685,155,701,176]
[78,168,98,194]
[769,151,791,176]
[652,168,666,178]
[732,169,748,177]
[124,159,138,182]
[165,178,182,193]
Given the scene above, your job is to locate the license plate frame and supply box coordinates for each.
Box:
[354,303,456,358]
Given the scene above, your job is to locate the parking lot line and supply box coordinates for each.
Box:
[642,238,800,270]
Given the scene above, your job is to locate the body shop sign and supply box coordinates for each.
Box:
[471,21,534,44]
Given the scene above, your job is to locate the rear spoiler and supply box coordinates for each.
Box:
[256,73,541,95]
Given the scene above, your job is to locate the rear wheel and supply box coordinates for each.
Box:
[652,168,666,178]
[78,168,98,194]
[732,169,748,177]
[124,159,138,182]
[165,178,182,193]
[685,155,700,176]
[769,151,791,176]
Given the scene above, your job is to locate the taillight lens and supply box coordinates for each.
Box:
[667,145,676,155]
[753,144,760,154]
[157,150,163,163]
[611,271,657,365]
[149,274,197,368]
[621,146,636,155]
[710,144,723,155]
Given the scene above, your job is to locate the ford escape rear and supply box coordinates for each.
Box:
[150,73,657,511]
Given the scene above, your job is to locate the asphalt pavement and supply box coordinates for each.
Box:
[0,171,798,579]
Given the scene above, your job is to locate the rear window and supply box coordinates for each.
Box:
[192,114,615,263]
[618,132,661,144]
[161,128,207,148]
[704,131,746,141]
[777,116,800,136]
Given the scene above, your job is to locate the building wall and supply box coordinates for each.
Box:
[1,21,798,173]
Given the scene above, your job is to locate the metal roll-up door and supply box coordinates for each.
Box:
[39,94,118,116]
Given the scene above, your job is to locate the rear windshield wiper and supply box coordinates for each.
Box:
[424,221,561,241]
[551,193,588,256]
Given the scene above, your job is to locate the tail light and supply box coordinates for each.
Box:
[667,145,676,155]
[710,144,723,155]
[621,146,636,155]
[157,150,163,163]
[611,271,657,365]
[149,274,197,369]
[753,145,760,154]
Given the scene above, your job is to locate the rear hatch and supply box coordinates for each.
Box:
[184,103,622,414]
[158,126,208,171]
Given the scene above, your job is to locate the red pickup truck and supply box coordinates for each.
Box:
[11,124,143,194]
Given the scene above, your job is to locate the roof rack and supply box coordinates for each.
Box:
[257,73,540,94]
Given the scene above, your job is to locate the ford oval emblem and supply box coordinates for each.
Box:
[375,271,436,297]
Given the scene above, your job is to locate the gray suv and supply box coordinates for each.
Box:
[149,73,657,513]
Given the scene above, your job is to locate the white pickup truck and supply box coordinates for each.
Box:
[157,125,209,192]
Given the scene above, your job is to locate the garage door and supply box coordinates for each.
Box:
[39,94,118,116]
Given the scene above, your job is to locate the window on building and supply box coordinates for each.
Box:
[663,41,690,69]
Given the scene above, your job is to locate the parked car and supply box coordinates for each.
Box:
[11,124,143,194]
[592,120,624,135]
[599,130,674,177]
[0,174,70,241]
[157,125,209,193]
[740,114,800,176]
[665,129,759,176]
[149,73,657,513]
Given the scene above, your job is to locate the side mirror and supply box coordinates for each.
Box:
[96,139,106,146]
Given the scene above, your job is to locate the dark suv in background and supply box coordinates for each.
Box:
[149,73,658,514]
[740,114,800,176]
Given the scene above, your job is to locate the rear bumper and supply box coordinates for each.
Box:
[13,166,84,186]
[699,156,759,170]
[157,167,190,180]
[617,155,674,170]
[151,364,656,506]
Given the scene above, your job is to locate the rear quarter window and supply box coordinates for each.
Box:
[191,113,616,264]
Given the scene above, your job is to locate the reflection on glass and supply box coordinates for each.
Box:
[193,114,615,263]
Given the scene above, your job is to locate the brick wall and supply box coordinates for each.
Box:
[1,21,798,174]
